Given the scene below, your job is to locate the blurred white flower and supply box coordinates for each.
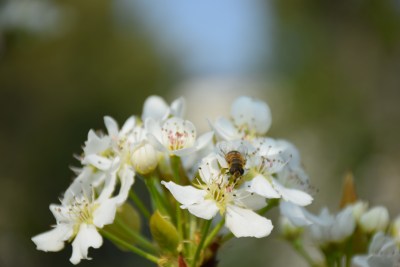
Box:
[146,117,213,157]
[245,138,313,207]
[162,154,272,238]
[308,206,356,246]
[360,206,390,234]
[32,169,133,264]
[353,232,400,267]
[0,0,66,35]
[390,216,400,243]
[142,95,185,122]
[76,116,136,193]
[212,96,272,141]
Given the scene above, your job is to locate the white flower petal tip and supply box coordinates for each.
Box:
[231,96,272,135]
[70,224,103,265]
[360,206,390,233]
[32,225,72,252]
[161,181,206,206]
[279,201,313,227]
[226,205,273,238]
[245,175,280,199]
[170,96,186,118]
[142,95,170,121]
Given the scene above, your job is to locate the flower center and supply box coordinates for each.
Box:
[64,195,99,235]
[161,118,196,151]
[199,176,234,214]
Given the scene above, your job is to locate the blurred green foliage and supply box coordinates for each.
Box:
[0,0,399,267]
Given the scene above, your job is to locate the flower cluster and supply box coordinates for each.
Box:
[279,174,400,267]
[32,95,314,266]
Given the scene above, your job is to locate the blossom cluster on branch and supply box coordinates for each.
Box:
[31,95,398,267]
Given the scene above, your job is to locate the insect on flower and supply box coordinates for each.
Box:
[217,141,248,182]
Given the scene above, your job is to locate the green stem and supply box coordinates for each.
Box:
[114,218,156,253]
[170,156,184,238]
[129,191,150,219]
[145,177,171,216]
[204,218,225,248]
[192,219,212,267]
[100,229,159,264]
[176,204,183,239]
[336,256,343,267]
[292,238,317,267]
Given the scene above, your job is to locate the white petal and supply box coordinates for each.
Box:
[352,256,369,267]
[272,180,313,206]
[170,97,186,118]
[172,146,197,157]
[120,116,135,136]
[231,96,272,135]
[161,181,206,206]
[84,130,111,156]
[115,166,135,205]
[97,170,118,202]
[331,206,356,242]
[234,190,267,210]
[198,153,220,184]
[275,139,301,167]
[93,199,118,228]
[225,205,273,238]
[104,116,119,138]
[212,117,240,141]
[279,201,313,226]
[82,154,112,171]
[245,175,280,199]
[70,224,103,265]
[32,224,73,252]
[193,131,214,151]
[50,204,72,223]
[185,199,219,220]
[142,95,170,121]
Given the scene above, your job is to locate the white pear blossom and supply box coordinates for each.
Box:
[307,205,356,246]
[360,206,390,234]
[212,96,272,141]
[32,168,133,264]
[162,153,273,238]
[353,232,400,267]
[82,116,135,176]
[245,138,313,207]
[146,117,213,157]
[142,95,185,122]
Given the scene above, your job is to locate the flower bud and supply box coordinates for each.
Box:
[131,143,159,174]
[359,206,389,233]
[351,201,368,222]
[390,216,400,242]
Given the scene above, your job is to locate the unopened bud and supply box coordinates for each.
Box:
[351,201,368,222]
[360,206,389,233]
[390,216,400,242]
[132,143,159,174]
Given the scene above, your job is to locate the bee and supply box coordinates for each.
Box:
[217,141,247,181]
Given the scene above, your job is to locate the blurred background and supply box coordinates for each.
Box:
[1,0,400,266]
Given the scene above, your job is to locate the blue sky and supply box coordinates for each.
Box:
[114,0,272,76]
